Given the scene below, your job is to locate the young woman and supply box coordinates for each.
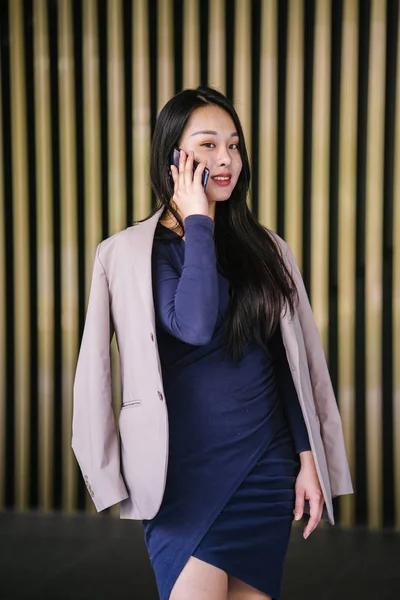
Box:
[72,86,353,600]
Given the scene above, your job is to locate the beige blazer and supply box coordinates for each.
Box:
[72,207,353,525]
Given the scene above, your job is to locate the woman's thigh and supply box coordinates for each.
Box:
[227,574,272,600]
[169,556,228,600]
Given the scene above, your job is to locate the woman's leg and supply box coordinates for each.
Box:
[227,575,272,600]
[169,556,228,600]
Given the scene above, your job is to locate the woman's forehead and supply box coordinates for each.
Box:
[183,105,237,137]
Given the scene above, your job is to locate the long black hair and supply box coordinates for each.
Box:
[146,86,298,361]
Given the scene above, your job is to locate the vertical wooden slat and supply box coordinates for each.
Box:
[285,0,304,264]
[9,0,30,510]
[82,0,102,514]
[309,2,331,532]
[338,0,358,529]
[208,0,226,92]
[183,0,200,88]
[234,0,252,206]
[58,0,78,512]
[83,0,102,279]
[0,42,5,509]
[259,0,278,231]
[393,0,400,533]
[108,0,125,515]
[365,0,386,530]
[107,0,126,234]
[58,0,78,513]
[157,0,174,113]
[133,0,151,221]
[310,0,331,352]
[34,0,55,511]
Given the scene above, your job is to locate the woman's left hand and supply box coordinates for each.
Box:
[294,450,324,539]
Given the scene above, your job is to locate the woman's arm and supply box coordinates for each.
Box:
[270,324,311,454]
[152,214,219,345]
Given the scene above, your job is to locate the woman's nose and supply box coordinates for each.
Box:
[217,148,232,167]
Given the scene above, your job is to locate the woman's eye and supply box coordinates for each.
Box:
[200,142,239,149]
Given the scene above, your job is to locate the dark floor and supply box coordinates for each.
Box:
[0,511,399,599]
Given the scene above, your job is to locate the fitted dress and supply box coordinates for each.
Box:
[142,214,311,600]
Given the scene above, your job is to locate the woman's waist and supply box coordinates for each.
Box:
[167,396,285,457]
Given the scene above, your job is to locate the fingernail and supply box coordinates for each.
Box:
[303,531,309,539]
[294,512,301,520]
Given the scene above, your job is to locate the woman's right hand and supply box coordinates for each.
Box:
[170,149,209,220]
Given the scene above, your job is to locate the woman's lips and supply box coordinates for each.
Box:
[211,175,232,187]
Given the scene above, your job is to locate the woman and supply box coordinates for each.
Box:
[72,86,353,600]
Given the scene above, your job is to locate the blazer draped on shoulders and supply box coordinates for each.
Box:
[71,207,353,525]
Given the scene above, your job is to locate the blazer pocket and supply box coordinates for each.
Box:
[121,399,142,409]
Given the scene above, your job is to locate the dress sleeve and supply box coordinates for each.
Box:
[152,214,219,345]
[270,324,311,454]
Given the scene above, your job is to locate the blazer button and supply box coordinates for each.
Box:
[158,391,164,401]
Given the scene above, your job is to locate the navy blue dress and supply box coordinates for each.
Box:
[143,215,311,600]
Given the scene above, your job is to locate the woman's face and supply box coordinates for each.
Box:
[178,105,243,203]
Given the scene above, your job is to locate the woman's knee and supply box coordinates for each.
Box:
[227,574,272,600]
[169,556,228,600]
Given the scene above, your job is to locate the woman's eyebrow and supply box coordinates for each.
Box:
[190,130,239,137]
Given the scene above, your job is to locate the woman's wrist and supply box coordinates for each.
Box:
[299,450,314,466]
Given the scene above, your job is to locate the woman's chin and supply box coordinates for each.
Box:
[206,191,232,203]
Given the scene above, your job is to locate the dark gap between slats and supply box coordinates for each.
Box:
[199,0,209,87]
[72,0,87,510]
[123,0,133,227]
[381,0,398,529]
[47,0,62,510]
[0,0,16,509]
[173,0,183,93]
[302,0,315,296]
[277,0,288,239]
[328,0,343,525]
[23,0,39,509]
[98,0,109,241]
[354,0,371,527]
[250,0,261,220]
[328,0,343,399]
[225,0,234,104]
[148,0,157,210]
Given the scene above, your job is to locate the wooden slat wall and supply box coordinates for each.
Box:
[0,0,399,531]
[338,0,358,528]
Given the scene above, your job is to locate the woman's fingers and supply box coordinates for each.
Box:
[178,149,186,188]
[303,491,323,539]
[184,150,194,188]
[293,489,305,521]
[193,158,207,186]
[176,149,206,190]
[170,164,179,189]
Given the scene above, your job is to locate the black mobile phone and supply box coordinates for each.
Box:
[169,148,210,189]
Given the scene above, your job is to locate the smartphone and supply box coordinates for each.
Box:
[169,148,210,189]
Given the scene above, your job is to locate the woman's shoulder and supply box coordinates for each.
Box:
[262,229,301,276]
[263,229,291,261]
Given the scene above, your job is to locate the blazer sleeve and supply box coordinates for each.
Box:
[280,238,354,496]
[72,243,129,511]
